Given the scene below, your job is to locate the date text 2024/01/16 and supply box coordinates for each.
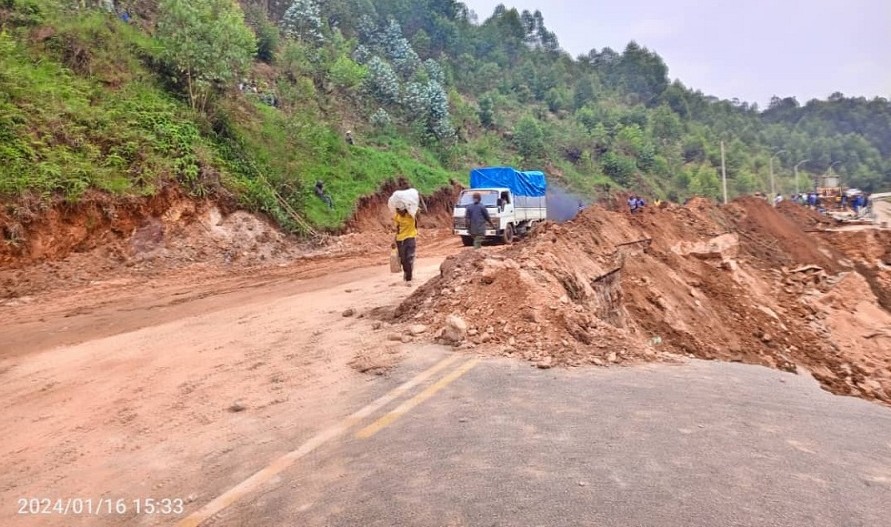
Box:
[17,497,185,516]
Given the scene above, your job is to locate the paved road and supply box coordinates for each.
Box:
[197,348,891,527]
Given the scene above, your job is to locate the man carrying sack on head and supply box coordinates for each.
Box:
[388,188,421,285]
[393,207,417,284]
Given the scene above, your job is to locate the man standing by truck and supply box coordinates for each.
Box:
[466,192,495,249]
[394,207,417,284]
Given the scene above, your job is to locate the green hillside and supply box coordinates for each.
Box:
[2,0,889,233]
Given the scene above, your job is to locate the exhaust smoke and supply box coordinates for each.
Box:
[547,185,586,223]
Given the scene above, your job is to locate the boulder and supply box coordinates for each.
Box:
[409,324,428,336]
[441,315,468,344]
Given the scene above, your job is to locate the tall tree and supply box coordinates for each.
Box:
[156,0,256,111]
[282,0,325,45]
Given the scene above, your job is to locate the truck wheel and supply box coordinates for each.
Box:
[461,236,474,247]
[502,224,514,244]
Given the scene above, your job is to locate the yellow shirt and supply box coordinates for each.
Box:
[394,213,418,241]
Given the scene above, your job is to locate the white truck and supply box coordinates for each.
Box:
[452,167,548,245]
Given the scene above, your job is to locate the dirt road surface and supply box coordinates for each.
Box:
[0,233,457,527]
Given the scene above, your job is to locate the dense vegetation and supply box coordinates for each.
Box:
[2,0,889,233]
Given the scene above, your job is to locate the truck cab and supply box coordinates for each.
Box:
[453,188,517,245]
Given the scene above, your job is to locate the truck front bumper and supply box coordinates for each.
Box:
[454,229,499,237]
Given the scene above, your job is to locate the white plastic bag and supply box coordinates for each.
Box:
[388,188,420,217]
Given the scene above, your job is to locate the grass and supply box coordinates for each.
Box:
[0,12,210,201]
[219,100,462,230]
[2,1,622,236]
[0,3,468,233]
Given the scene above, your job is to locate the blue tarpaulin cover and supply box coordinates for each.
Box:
[469,167,547,197]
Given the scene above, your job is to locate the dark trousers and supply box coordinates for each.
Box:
[396,237,416,281]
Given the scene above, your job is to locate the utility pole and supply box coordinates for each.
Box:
[794,159,809,197]
[721,141,728,204]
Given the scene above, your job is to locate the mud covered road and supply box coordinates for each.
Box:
[0,233,457,527]
[2,242,890,527]
[2,199,891,526]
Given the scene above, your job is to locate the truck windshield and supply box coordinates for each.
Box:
[457,190,499,207]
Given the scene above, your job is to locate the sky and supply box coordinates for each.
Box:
[461,0,891,107]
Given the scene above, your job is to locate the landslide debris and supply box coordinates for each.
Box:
[0,189,311,299]
[396,197,891,404]
[0,180,458,300]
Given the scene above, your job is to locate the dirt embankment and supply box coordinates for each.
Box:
[0,188,309,298]
[775,199,839,230]
[344,178,461,234]
[1,187,204,268]
[395,198,891,404]
[1,181,462,300]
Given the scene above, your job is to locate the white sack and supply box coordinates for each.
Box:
[388,188,420,216]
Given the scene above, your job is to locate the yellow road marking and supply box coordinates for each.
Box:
[356,358,479,439]
[175,354,462,527]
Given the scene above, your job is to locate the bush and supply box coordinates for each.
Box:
[255,19,280,64]
[687,163,721,198]
[329,55,366,89]
[514,115,545,161]
[478,96,495,128]
[370,108,392,128]
[601,151,637,186]
[244,5,279,64]
[1,0,43,26]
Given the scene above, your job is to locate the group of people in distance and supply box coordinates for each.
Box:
[786,192,870,214]
[627,195,647,213]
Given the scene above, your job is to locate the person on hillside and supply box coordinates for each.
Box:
[774,193,784,206]
[629,195,646,213]
[314,180,333,209]
[466,192,495,249]
[345,130,355,145]
[393,207,418,284]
